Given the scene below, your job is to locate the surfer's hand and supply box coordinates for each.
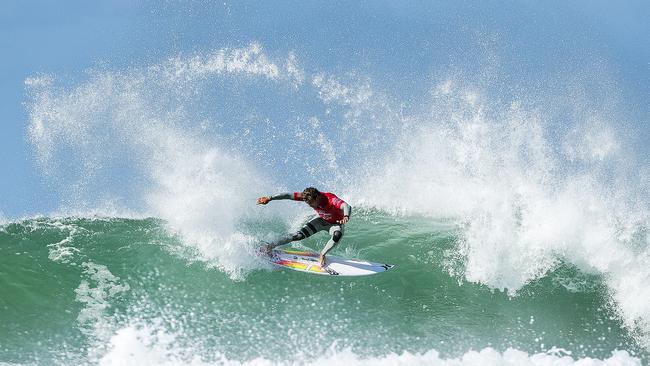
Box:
[338,216,349,224]
[257,196,271,205]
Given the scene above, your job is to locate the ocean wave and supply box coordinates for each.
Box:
[350,80,650,349]
[1,215,647,364]
[19,41,650,355]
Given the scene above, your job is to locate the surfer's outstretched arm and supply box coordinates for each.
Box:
[256,192,303,205]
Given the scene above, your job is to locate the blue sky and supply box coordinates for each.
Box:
[2,1,649,218]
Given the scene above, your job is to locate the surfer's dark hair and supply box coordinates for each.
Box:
[302,187,320,203]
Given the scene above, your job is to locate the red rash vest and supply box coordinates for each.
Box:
[293,192,347,224]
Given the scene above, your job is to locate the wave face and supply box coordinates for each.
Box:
[0,216,647,365]
[14,32,650,365]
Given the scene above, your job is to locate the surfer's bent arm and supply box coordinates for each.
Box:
[342,202,351,218]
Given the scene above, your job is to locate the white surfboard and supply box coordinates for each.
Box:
[261,248,394,276]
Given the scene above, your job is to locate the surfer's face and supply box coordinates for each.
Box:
[304,195,320,208]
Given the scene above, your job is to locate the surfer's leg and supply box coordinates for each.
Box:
[265,232,302,250]
[320,224,344,263]
[267,217,327,249]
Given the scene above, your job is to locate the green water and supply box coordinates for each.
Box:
[0,213,646,365]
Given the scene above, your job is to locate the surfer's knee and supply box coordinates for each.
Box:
[332,230,342,243]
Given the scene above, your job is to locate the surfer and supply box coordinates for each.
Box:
[256,187,351,267]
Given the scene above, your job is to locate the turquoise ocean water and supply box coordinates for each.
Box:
[1,212,647,365]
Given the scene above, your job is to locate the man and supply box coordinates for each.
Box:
[256,187,351,267]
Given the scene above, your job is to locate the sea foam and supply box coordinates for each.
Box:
[350,80,650,348]
[98,324,642,366]
[25,44,300,279]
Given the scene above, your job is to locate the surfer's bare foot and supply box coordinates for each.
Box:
[319,254,326,267]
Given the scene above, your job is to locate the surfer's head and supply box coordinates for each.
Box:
[302,187,321,208]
